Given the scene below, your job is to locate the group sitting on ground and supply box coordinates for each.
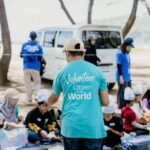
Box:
[0,88,62,146]
[0,81,150,148]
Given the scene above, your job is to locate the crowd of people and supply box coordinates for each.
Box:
[0,31,150,150]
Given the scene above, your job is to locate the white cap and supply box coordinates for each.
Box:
[124,87,135,101]
[4,88,20,99]
[0,113,4,125]
[37,89,50,103]
[102,105,115,114]
[133,83,143,95]
[147,81,150,90]
[102,95,116,114]
[63,38,86,52]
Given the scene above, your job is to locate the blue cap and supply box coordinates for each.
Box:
[29,31,37,39]
[123,37,134,47]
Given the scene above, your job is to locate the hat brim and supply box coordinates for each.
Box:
[11,94,20,100]
[127,44,134,48]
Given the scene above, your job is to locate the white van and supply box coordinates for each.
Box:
[37,25,123,90]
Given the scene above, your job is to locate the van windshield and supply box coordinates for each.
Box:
[36,32,42,43]
[82,30,121,49]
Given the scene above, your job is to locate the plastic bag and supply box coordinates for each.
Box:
[0,128,28,150]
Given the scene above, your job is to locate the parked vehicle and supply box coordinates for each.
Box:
[37,25,123,90]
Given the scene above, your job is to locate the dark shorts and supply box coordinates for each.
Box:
[63,137,103,150]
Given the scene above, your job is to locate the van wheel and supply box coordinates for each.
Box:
[108,83,115,90]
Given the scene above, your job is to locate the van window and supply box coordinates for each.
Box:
[57,31,73,48]
[36,32,42,42]
[82,31,86,44]
[43,31,56,48]
[82,31,121,49]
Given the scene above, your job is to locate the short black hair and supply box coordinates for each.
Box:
[38,101,48,106]
[125,100,134,105]
[31,37,36,41]
[29,31,37,40]
[68,51,84,57]
[38,101,45,105]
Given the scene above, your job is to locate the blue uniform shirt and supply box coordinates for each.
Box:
[53,60,107,138]
[21,41,43,71]
[116,50,131,83]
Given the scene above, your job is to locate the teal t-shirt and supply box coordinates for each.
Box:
[53,60,107,138]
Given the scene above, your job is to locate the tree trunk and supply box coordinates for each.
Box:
[87,0,94,24]
[122,0,139,38]
[142,0,150,15]
[58,0,76,24]
[0,0,12,85]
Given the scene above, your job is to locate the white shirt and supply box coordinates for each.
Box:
[131,102,143,119]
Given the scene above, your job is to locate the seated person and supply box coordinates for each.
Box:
[142,81,150,113]
[102,95,124,150]
[24,89,60,144]
[132,83,148,124]
[121,87,149,136]
[0,88,23,124]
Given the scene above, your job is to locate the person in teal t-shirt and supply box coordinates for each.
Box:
[47,38,109,150]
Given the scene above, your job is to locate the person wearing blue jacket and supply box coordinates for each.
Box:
[116,37,134,109]
[20,31,43,104]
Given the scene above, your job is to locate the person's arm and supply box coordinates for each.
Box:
[99,72,109,106]
[117,64,122,76]
[47,93,60,106]
[24,111,42,135]
[130,110,147,130]
[99,91,109,106]
[132,121,147,129]
[116,53,124,84]
[20,44,25,58]
[47,72,62,106]
[108,128,124,137]
[109,116,124,137]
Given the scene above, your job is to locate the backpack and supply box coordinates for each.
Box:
[49,107,61,131]
[40,58,46,76]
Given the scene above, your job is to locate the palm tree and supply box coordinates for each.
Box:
[58,0,95,24]
[0,0,12,85]
[122,0,139,38]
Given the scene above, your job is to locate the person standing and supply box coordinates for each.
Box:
[116,37,134,109]
[47,38,109,150]
[84,36,101,66]
[20,31,43,103]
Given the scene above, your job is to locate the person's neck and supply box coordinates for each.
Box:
[69,56,83,63]
[30,39,36,42]
[38,108,45,115]
[126,104,131,108]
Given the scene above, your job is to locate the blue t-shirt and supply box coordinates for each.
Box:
[53,60,107,138]
[21,41,43,71]
[116,50,131,83]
